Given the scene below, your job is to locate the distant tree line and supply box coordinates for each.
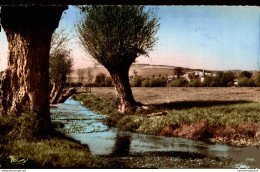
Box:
[237,71,260,87]
[65,72,114,87]
[66,70,260,88]
[172,71,260,87]
[131,76,166,87]
[130,71,260,87]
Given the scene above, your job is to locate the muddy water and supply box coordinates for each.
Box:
[50,98,260,168]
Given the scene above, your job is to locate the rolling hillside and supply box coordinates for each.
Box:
[67,63,241,83]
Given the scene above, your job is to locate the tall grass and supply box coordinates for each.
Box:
[0,111,106,168]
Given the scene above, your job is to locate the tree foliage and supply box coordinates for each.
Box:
[171,78,185,87]
[214,71,234,87]
[201,76,214,87]
[49,50,73,85]
[94,73,113,87]
[49,28,74,104]
[131,76,142,87]
[50,27,71,55]
[141,79,150,87]
[255,75,260,87]
[188,79,201,87]
[238,77,249,87]
[173,67,184,78]
[77,69,85,83]
[86,69,94,83]
[149,78,166,87]
[105,77,113,87]
[77,6,160,111]
[239,71,252,79]
[77,6,160,71]
[95,73,106,86]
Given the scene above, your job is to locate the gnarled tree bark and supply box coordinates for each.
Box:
[50,74,66,104]
[109,65,138,113]
[0,6,67,130]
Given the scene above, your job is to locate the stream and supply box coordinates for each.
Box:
[50,98,260,168]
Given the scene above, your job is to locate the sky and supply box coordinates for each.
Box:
[0,6,260,71]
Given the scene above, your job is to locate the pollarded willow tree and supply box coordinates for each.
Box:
[77,6,160,112]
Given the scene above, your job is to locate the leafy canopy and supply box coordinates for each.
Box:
[77,6,160,71]
[49,27,74,85]
[49,50,73,84]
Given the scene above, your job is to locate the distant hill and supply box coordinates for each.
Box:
[69,63,176,82]
[67,63,248,83]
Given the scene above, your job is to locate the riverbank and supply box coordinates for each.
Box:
[0,111,106,168]
[72,87,260,147]
[50,97,259,169]
[98,151,241,169]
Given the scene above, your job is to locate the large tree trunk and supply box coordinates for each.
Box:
[110,66,137,113]
[0,6,67,130]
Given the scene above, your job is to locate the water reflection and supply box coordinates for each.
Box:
[111,131,131,157]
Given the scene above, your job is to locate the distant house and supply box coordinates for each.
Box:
[182,74,191,82]
[234,78,239,86]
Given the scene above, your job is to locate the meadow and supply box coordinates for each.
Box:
[82,87,260,104]
[73,87,260,146]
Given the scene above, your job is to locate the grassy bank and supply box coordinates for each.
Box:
[0,111,106,168]
[72,93,260,146]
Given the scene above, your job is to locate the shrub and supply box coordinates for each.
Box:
[221,71,235,86]
[141,79,150,87]
[201,76,214,87]
[149,78,166,87]
[227,81,233,87]
[171,78,184,87]
[131,76,142,87]
[239,71,252,79]
[105,77,113,87]
[158,78,166,87]
[188,79,201,87]
[210,81,217,87]
[213,71,234,87]
[254,75,260,87]
[247,78,255,87]
[238,77,249,87]
[95,73,106,86]
[94,73,114,87]
[148,79,157,87]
